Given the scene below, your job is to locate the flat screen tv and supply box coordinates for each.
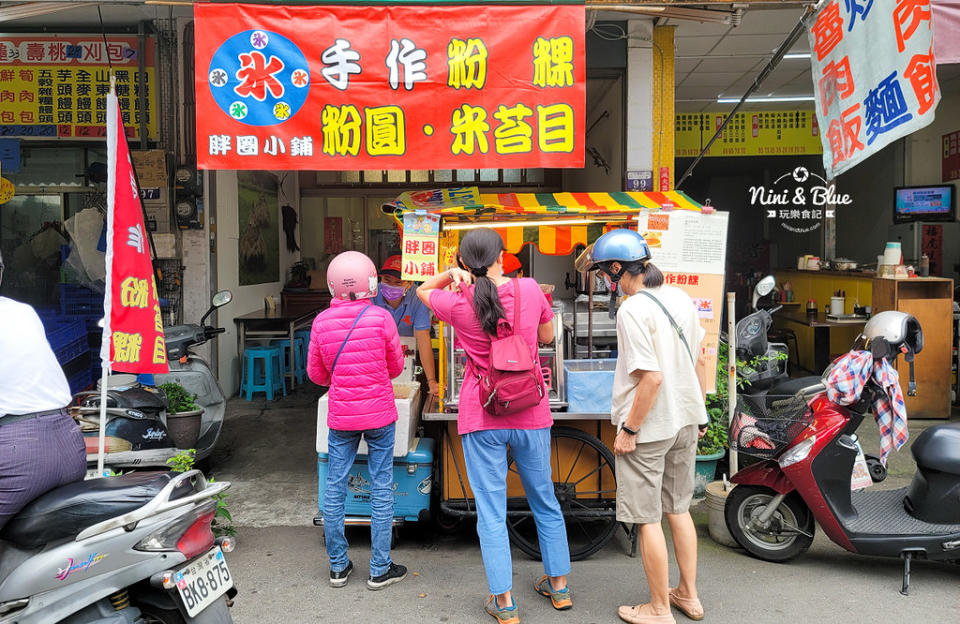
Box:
[893,185,955,223]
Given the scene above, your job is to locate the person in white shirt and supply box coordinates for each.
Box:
[585,229,708,624]
[0,248,87,530]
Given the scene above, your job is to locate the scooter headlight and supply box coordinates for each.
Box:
[779,436,816,468]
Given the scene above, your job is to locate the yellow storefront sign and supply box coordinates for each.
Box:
[0,36,157,139]
[676,110,823,158]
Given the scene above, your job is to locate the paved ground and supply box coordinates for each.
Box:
[210,389,960,623]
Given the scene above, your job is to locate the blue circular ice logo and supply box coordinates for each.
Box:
[208,29,310,127]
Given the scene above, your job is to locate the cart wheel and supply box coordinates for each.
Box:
[506,426,618,561]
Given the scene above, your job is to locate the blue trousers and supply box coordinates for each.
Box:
[462,427,571,595]
[324,423,395,577]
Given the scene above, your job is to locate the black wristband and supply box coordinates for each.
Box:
[620,424,638,436]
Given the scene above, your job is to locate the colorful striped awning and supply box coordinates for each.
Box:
[386,189,707,255]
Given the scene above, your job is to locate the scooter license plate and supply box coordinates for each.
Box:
[174,547,233,618]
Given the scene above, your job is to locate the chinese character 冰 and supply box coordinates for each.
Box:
[113,332,143,364]
[904,46,938,115]
[819,56,855,110]
[321,104,362,156]
[843,0,874,31]
[120,277,149,309]
[365,106,405,156]
[447,38,487,90]
[209,134,232,156]
[812,2,844,61]
[863,71,913,145]
[451,104,489,155]
[237,135,259,156]
[386,38,427,91]
[493,103,534,154]
[533,36,574,88]
[321,39,361,91]
[263,136,286,156]
[209,68,228,87]
[234,51,285,101]
[537,103,575,153]
[894,0,932,53]
[291,136,314,157]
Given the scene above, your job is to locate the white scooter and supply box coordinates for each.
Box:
[0,470,236,623]
[73,292,232,470]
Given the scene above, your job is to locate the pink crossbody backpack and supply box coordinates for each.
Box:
[468,279,546,416]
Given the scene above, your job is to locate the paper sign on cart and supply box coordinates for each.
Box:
[401,213,440,281]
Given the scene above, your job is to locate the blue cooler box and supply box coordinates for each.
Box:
[317,437,434,522]
[564,358,617,413]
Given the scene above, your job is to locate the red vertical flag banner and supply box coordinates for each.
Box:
[194,3,585,170]
[100,91,168,374]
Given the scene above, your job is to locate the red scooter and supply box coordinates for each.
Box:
[723,310,960,594]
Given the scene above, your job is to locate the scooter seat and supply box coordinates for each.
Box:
[911,422,960,475]
[0,472,191,549]
[765,376,825,405]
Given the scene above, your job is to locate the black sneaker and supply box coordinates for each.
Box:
[329,561,353,588]
[366,563,407,590]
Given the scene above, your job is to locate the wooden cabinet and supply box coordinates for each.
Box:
[872,278,954,419]
[281,290,330,317]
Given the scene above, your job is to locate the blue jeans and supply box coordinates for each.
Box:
[324,423,396,577]
[462,427,571,595]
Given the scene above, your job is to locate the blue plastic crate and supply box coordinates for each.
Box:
[44,319,87,363]
[60,284,104,316]
[68,368,94,394]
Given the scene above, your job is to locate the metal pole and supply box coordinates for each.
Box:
[727,291,738,476]
[676,1,823,190]
[97,366,108,477]
[587,270,594,359]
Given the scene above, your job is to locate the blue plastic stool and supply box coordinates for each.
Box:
[272,337,306,385]
[295,330,311,381]
[241,345,287,401]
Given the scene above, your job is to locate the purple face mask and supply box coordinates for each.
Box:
[380,282,406,301]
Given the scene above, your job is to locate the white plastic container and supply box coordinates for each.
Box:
[316,382,421,457]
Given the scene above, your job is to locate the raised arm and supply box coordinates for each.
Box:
[416,267,473,310]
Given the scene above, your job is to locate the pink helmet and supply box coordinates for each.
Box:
[327,251,378,301]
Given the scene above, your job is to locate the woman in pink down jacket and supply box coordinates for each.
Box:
[417,229,572,624]
[307,250,408,591]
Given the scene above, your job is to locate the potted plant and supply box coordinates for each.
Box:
[159,382,204,450]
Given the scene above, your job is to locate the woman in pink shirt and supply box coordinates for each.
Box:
[418,229,571,624]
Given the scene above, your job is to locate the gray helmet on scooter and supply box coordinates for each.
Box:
[860,310,923,355]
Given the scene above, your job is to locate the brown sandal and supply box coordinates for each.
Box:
[668,589,704,621]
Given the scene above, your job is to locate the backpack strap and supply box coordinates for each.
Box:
[511,277,521,336]
[637,290,696,366]
[331,305,371,375]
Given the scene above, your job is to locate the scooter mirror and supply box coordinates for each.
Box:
[755,275,776,298]
[212,290,233,308]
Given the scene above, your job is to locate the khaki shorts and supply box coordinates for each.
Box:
[616,424,698,524]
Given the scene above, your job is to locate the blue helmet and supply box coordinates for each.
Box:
[581,229,651,280]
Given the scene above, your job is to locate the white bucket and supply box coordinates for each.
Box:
[883,242,902,266]
[705,481,738,548]
[96,373,138,390]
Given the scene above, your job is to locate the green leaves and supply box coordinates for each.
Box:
[159,382,201,414]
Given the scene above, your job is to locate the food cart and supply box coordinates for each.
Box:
[383,188,724,560]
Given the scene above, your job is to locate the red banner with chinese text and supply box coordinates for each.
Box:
[100,91,168,374]
[194,3,585,170]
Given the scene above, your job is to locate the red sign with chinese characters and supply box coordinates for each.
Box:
[101,92,168,374]
[194,3,585,170]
